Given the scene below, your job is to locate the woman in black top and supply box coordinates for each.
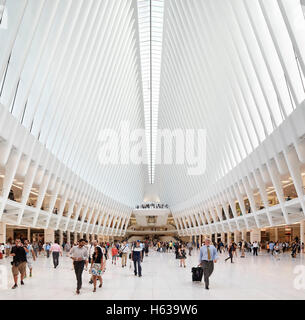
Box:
[91,246,103,292]
[178,244,187,267]
[225,242,235,263]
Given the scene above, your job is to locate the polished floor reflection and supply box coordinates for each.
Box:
[0,249,304,300]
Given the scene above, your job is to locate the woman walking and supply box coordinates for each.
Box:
[90,246,104,292]
[225,242,235,263]
[178,244,187,267]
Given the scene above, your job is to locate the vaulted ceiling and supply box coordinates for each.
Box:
[1,0,305,234]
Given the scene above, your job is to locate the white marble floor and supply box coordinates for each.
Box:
[0,249,305,300]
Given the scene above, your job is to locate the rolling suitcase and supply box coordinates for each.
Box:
[192,266,203,282]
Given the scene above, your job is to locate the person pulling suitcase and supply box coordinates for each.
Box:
[198,238,218,290]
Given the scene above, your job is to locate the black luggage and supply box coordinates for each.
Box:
[192,266,203,282]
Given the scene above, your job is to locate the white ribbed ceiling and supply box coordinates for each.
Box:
[1,0,305,216]
[156,0,305,212]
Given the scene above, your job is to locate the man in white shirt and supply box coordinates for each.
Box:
[120,241,129,268]
[252,241,259,256]
[70,239,89,294]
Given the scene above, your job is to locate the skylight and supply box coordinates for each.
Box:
[137,0,164,184]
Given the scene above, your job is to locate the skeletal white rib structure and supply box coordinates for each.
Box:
[157,0,305,236]
[0,0,145,236]
[1,0,305,239]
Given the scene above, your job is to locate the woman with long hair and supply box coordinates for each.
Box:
[178,244,187,268]
[91,246,103,292]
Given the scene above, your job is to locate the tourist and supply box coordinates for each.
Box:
[5,241,11,257]
[64,242,71,257]
[177,244,187,267]
[111,244,118,265]
[253,241,259,256]
[10,239,28,289]
[50,241,62,268]
[269,241,275,255]
[24,239,36,277]
[45,242,51,258]
[187,241,193,256]
[199,238,218,290]
[90,246,103,292]
[225,241,235,263]
[120,241,129,268]
[131,241,143,277]
[70,239,89,294]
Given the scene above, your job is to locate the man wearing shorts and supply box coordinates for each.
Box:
[10,239,28,289]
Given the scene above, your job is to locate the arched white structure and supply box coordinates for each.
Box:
[1,0,305,241]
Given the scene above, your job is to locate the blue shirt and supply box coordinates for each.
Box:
[199,245,218,262]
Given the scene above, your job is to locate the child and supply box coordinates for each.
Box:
[111,245,118,265]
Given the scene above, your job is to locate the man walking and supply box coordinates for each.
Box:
[120,241,129,268]
[70,239,88,294]
[10,239,28,289]
[50,241,62,268]
[199,238,218,290]
[187,241,193,256]
[131,241,143,277]
[252,241,259,256]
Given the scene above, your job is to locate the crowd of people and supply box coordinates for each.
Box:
[0,236,303,294]
[135,203,169,209]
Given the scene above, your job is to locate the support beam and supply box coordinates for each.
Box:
[44,229,54,243]
[0,222,6,243]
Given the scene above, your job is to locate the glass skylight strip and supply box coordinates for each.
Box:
[137,0,164,184]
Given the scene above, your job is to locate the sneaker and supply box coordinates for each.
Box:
[12,284,18,289]
[21,281,24,285]
[76,289,80,294]
[89,280,93,284]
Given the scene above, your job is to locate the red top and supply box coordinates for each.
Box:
[111,247,118,256]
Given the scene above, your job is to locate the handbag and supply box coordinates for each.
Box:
[119,245,127,258]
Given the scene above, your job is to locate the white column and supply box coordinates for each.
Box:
[227,232,232,243]
[234,230,241,242]
[241,230,245,241]
[86,233,90,241]
[300,220,305,251]
[250,229,261,243]
[67,231,71,244]
[27,228,31,241]
[73,232,77,243]
[221,232,225,242]
[0,222,6,243]
[44,229,54,243]
[80,232,84,239]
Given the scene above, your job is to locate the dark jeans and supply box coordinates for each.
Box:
[225,252,233,263]
[46,250,50,258]
[52,252,59,268]
[253,248,258,256]
[133,258,142,276]
[201,261,214,287]
[73,261,85,290]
